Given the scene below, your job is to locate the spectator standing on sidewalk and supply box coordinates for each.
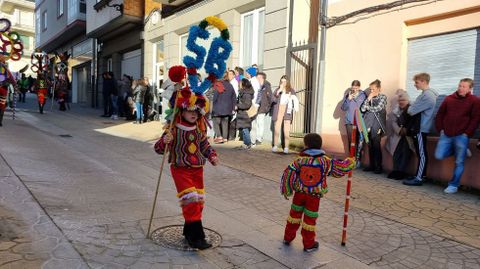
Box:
[341,80,366,160]
[251,71,273,146]
[132,79,146,124]
[385,91,415,180]
[361,79,387,174]
[434,78,480,194]
[236,78,255,150]
[117,74,132,117]
[142,77,154,123]
[212,78,236,144]
[280,133,355,252]
[403,73,439,186]
[101,73,112,117]
[228,69,239,96]
[245,67,261,145]
[272,75,299,154]
[109,72,119,120]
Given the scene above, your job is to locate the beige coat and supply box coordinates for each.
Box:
[385,110,415,156]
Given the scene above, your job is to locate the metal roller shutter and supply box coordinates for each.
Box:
[406,29,479,99]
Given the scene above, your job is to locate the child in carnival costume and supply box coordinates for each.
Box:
[154,65,219,250]
[280,133,356,252]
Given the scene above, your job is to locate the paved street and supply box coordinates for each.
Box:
[0,95,479,269]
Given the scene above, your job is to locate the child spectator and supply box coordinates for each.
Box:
[280,133,355,252]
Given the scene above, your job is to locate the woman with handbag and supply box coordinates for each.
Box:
[236,78,255,150]
[272,75,299,154]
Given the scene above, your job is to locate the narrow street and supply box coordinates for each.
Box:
[0,95,479,269]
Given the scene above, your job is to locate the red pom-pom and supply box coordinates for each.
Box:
[168,65,186,83]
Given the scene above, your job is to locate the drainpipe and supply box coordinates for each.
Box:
[315,0,328,134]
[92,38,98,108]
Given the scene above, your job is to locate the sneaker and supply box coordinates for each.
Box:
[402,177,423,186]
[283,148,289,154]
[304,241,319,253]
[255,140,262,145]
[237,144,251,150]
[251,144,256,148]
[466,149,472,158]
[213,137,224,144]
[113,115,118,120]
[444,186,458,194]
[282,240,291,246]
[272,146,278,152]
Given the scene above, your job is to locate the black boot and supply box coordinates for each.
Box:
[183,222,193,245]
[186,221,212,250]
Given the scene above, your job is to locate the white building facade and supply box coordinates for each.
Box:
[0,0,36,77]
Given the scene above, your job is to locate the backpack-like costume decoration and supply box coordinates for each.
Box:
[281,154,356,197]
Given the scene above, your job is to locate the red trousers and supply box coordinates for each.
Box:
[170,165,204,223]
[284,192,320,248]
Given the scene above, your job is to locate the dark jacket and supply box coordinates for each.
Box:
[257,80,273,114]
[435,92,480,137]
[212,80,236,116]
[236,86,254,129]
[102,78,115,96]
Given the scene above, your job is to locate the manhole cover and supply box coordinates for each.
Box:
[59,134,72,138]
[150,225,222,251]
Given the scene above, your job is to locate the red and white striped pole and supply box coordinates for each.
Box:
[341,112,357,246]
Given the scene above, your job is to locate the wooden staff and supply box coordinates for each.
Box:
[146,90,180,239]
[341,111,357,246]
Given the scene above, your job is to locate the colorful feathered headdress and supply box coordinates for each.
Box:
[166,16,232,132]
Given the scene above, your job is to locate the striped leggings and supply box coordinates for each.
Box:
[413,132,428,179]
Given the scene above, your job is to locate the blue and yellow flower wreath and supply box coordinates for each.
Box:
[183,16,232,95]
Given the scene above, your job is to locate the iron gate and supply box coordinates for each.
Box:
[286,41,317,136]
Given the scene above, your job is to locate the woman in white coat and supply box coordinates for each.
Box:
[271,75,299,154]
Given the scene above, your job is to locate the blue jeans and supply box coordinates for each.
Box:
[110,95,118,115]
[434,133,469,187]
[240,128,251,146]
[135,102,143,121]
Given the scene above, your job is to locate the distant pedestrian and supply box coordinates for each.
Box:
[403,73,439,186]
[280,133,355,252]
[236,78,255,150]
[132,79,147,124]
[434,78,480,194]
[18,73,29,103]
